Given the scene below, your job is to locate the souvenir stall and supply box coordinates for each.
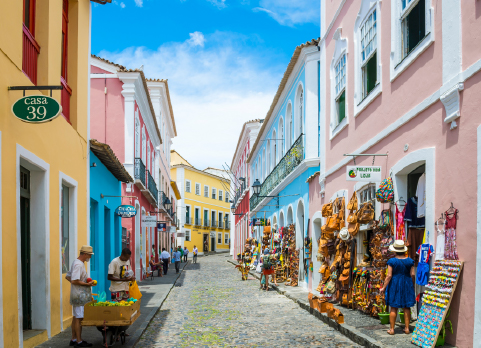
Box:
[279,224,299,287]
[235,237,255,280]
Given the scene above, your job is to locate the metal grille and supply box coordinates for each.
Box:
[134,158,146,187]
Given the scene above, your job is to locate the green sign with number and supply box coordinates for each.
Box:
[12,95,62,123]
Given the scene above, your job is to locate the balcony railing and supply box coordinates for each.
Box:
[194,218,202,226]
[185,217,192,225]
[203,219,210,227]
[250,134,304,211]
[218,221,223,228]
[134,158,146,187]
[211,219,217,228]
[22,24,40,85]
[225,222,230,229]
[233,180,247,206]
[147,170,158,203]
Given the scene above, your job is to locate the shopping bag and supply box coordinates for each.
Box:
[129,280,143,300]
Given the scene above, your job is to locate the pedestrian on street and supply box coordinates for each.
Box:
[261,248,274,291]
[193,245,198,263]
[150,256,163,277]
[183,247,189,262]
[180,246,184,261]
[161,248,171,275]
[65,245,95,347]
[108,248,135,302]
[204,240,208,252]
[173,247,182,273]
[380,240,415,335]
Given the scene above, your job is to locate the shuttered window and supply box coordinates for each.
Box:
[212,188,216,199]
[185,180,191,193]
[195,183,200,195]
[362,52,377,98]
[219,190,223,201]
[204,185,209,198]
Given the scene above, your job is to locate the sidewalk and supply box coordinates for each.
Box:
[37,261,188,348]
[227,260,453,348]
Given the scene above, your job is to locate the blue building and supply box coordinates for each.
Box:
[247,39,320,289]
[90,140,133,296]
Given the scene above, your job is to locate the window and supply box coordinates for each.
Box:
[195,208,200,225]
[401,0,425,59]
[185,206,190,224]
[359,184,376,204]
[361,10,377,98]
[335,54,347,126]
[61,184,70,273]
[219,190,223,201]
[212,188,216,200]
[22,0,39,85]
[142,127,146,164]
[218,233,222,244]
[204,185,209,197]
[60,0,71,121]
[225,233,229,244]
[185,180,191,193]
[195,183,200,195]
[225,192,229,203]
[218,212,223,227]
[185,230,191,242]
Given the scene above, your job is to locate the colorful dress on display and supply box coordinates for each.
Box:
[444,211,459,260]
[395,203,406,241]
[416,243,434,286]
[385,257,416,309]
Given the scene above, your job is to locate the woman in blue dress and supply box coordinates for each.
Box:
[380,240,416,335]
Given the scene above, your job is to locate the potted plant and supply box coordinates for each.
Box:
[374,303,390,324]
[399,311,404,323]
[436,310,453,346]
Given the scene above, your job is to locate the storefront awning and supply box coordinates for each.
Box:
[90,139,133,183]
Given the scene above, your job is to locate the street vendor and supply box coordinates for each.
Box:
[108,248,135,302]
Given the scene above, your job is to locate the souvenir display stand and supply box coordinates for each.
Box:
[412,260,463,348]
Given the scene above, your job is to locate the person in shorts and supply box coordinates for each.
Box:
[108,248,135,302]
[66,245,95,347]
[192,245,198,263]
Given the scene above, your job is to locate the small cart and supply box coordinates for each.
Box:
[82,300,141,347]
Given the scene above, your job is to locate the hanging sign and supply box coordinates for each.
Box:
[115,205,137,218]
[12,95,62,123]
[169,226,176,233]
[346,166,382,182]
[210,231,216,237]
[158,223,167,232]
[142,216,157,228]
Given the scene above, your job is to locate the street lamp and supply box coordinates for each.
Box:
[163,197,172,211]
[252,179,261,195]
[231,203,244,216]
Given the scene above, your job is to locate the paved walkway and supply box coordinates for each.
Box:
[136,254,360,347]
[36,261,187,348]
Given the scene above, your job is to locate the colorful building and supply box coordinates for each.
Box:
[310,1,481,346]
[247,39,320,289]
[230,119,262,258]
[89,139,133,297]
[0,0,108,346]
[171,151,231,254]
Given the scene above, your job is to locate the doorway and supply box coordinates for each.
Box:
[203,234,208,252]
[20,166,32,330]
[211,234,216,252]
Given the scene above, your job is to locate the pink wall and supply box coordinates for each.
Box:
[462,1,481,70]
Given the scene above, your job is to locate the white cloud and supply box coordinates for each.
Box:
[97,32,282,170]
[207,0,226,9]
[254,0,319,26]
[120,2,126,8]
[187,31,205,47]
[134,0,143,7]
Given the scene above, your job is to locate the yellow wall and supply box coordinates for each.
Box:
[171,166,231,252]
[0,0,90,346]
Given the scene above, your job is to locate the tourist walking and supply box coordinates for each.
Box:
[173,247,182,273]
[183,247,189,262]
[193,245,198,263]
[204,239,209,252]
[380,240,416,335]
[160,248,171,275]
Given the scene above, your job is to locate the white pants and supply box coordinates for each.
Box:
[73,306,84,319]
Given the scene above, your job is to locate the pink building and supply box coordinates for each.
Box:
[310,1,481,346]
[90,56,177,280]
[230,120,262,258]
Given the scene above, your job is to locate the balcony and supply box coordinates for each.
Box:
[185,217,192,225]
[22,24,40,85]
[211,220,217,228]
[250,134,304,211]
[194,218,202,226]
[233,180,247,207]
[218,221,223,229]
[147,170,158,204]
[203,219,210,228]
[134,158,146,189]
[225,222,230,230]
[61,77,72,122]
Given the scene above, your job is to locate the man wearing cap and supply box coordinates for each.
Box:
[108,248,135,302]
[66,246,95,347]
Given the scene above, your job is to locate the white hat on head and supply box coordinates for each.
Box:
[389,240,408,253]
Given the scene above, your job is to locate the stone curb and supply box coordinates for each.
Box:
[127,262,189,347]
[227,260,383,348]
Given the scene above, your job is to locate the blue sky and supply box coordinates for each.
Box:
[92,0,319,169]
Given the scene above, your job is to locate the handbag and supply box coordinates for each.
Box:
[347,191,358,210]
[348,222,360,236]
[376,177,394,203]
[322,202,333,217]
[347,211,357,224]
[325,279,336,293]
[357,203,375,224]
[326,214,340,231]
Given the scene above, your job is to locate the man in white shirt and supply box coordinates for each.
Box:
[66,245,95,347]
[160,248,171,275]
[193,246,198,263]
[183,247,189,262]
[108,248,135,302]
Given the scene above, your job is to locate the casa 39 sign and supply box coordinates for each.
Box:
[12,96,62,123]
[346,166,382,182]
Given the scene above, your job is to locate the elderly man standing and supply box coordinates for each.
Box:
[66,246,95,347]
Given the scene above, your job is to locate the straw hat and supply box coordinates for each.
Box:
[338,227,350,241]
[389,240,408,253]
[79,245,94,255]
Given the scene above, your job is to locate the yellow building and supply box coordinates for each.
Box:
[0,0,108,346]
[171,151,231,254]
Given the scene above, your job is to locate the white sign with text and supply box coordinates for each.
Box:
[142,216,157,228]
[346,166,382,182]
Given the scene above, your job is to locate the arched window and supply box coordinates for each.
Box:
[296,85,304,138]
[286,104,293,149]
[278,117,284,158]
[147,143,151,172]
[272,129,277,166]
[267,140,271,175]
[135,112,140,158]
[142,126,146,164]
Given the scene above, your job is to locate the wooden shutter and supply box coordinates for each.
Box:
[185,181,191,192]
[204,186,208,197]
[337,91,346,124]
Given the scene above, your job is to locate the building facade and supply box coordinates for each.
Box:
[171,151,231,254]
[230,120,262,259]
[310,1,481,346]
[0,0,106,346]
[247,39,320,289]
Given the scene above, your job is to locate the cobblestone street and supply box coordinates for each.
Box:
[136,254,360,347]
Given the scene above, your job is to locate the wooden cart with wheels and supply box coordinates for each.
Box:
[82,300,141,347]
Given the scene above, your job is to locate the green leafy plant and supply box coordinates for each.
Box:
[441,309,453,339]
[373,303,388,314]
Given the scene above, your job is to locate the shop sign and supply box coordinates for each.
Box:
[142,216,157,228]
[346,166,382,182]
[12,95,62,123]
[177,232,185,237]
[158,223,167,232]
[169,226,176,233]
[210,231,216,237]
[115,205,137,218]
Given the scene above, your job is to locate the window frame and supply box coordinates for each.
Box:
[218,233,222,244]
[219,189,223,201]
[195,182,200,195]
[185,229,191,242]
[224,233,229,245]
[212,187,217,200]
[225,192,229,203]
[185,205,191,224]
[204,185,209,198]
[334,54,347,129]
[185,180,191,193]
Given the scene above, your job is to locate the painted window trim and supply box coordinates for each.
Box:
[204,185,209,198]
[218,232,222,244]
[219,189,223,201]
[330,29,349,140]
[212,187,217,200]
[185,180,191,193]
[224,233,229,244]
[195,182,201,195]
[390,0,434,82]
[185,229,191,242]
[185,204,191,224]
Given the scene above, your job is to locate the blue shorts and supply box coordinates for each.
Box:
[416,262,430,286]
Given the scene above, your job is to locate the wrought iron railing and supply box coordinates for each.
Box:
[147,170,158,203]
[233,180,247,206]
[203,219,210,227]
[134,158,146,187]
[185,217,192,225]
[225,222,230,229]
[194,218,202,226]
[218,221,223,228]
[250,134,304,210]
[211,219,217,228]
